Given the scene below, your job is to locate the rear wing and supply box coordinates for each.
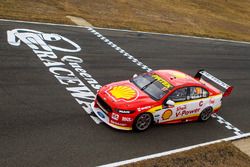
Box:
[194,69,233,97]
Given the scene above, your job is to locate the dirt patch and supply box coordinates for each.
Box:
[66,16,92,27]
[233,137,250,157]
[1,1,250,41]
[122,141,250,167]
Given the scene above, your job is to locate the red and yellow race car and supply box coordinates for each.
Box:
[91,69,233,131]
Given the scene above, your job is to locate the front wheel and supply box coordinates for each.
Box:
[133,113,152,131]
[199,107,213,121]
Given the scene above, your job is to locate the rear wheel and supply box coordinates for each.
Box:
[133,113,152,131]
[199,107,213,121]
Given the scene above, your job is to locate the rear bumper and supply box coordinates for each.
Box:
[90,102,132,131]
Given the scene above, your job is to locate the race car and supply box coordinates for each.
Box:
[91,69,233,131]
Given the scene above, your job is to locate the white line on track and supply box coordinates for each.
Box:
[1,18,250,45]
[98,133,250,167]
[87,27,244,136]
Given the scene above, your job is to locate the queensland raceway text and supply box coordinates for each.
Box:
[7,28,102,113]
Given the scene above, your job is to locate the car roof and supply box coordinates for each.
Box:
[154,70,201,87]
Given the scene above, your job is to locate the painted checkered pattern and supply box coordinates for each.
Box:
[87,27,244,136]
[212,114,243,135]
[87,27,152,72]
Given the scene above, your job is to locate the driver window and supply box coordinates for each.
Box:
[190,87,208,99]
[168,87,188,102]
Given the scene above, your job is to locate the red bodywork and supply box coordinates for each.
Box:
[92,70,232,130]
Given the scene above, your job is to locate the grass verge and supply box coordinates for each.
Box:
[1,0,250,41]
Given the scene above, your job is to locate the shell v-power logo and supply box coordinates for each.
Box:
[108,86,138,102]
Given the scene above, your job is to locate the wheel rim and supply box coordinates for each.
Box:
[201,107,212,121]
[136,114,152,131]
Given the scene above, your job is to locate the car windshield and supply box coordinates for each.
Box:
[131,73,173,100]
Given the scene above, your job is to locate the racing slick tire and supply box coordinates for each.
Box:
[199,107,213,121]
[133,113,153,131]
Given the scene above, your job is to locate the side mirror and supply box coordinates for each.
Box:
[133,74,138,78]
[166,100,175,107]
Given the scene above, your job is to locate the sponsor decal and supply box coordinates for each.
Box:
[107,85,138,102]
[112,113,119,121]
[210,98,215,104]
[199,101,204,107]
[122,117,133,122]
[177,105,187,112]
[137,106,151,112]
[162,109,172,120]
[176,108,200,117]
[97,111,105,119]
[110,120,127,127]
[200,71,229,89]
[7,29,102,113]
[152,74,172,89]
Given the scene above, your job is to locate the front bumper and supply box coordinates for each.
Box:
[90,102,132,130]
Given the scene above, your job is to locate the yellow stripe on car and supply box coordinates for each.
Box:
[110,124,132,130]
[147,105,163,113]
[175,94,222,105]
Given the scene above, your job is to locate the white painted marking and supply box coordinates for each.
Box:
[87,27,152,72]
[234,132,242,136]
[99,133,250,167]
[1,18,250,45]
[93,27,250,45]
[225,125,232,129]
[217,120,224,124]
[7,28,81,52]
[212,113,243,135]
[211,114,216,118]
[90,115,102,124]
[6,28,102,125]
[84,106,93,114]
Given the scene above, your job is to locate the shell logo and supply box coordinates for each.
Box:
[162,109,172,120]
[109,86,137,101]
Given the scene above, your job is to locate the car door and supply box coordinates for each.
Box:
[154,87,188,123]
[186,86,210,117]
[155,86,209,123]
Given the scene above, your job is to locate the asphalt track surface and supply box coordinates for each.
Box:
[0,20,250,167]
